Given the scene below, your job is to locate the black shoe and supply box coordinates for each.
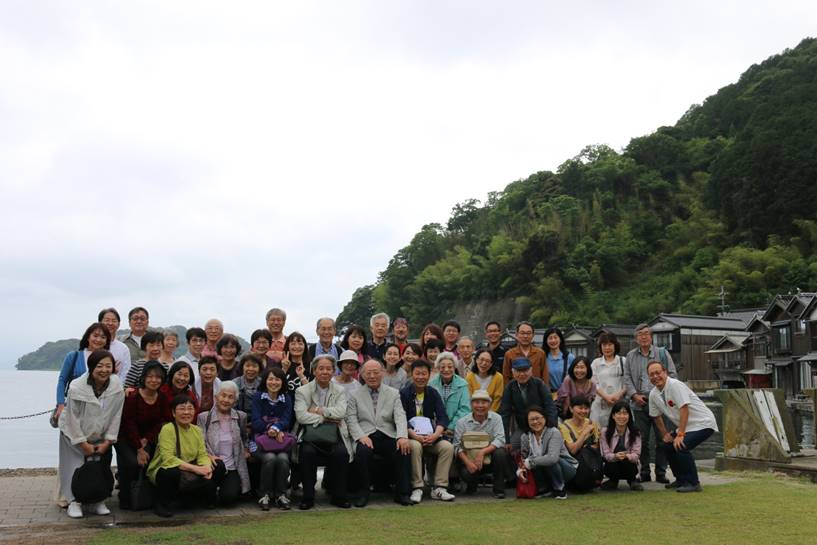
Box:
[298,499,314,510]
[677,483,702,493]
[354,495,369,508]
[600,479,619,491]
[465,483,478,495]
[665,480,681,489]
[639,474,651,483]
[628,480,644,491]
[153,503,173,518]
[493,491,505,499]
[552,488,567,500]
[395,494,412,506]
[331,498,351,509]
[655,475,670,484]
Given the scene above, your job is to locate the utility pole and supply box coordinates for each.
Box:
[717,285,729,315]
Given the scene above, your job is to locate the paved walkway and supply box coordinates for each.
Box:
[0,462,736,534]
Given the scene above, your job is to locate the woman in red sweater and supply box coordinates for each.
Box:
[115,361,170,509]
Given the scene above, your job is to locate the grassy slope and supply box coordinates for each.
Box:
[93,474,816,545]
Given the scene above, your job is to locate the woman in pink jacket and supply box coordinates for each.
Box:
[599,400,643,491]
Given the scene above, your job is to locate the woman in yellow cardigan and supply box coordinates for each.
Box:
[148,394,221,517]
[465,350,504,412]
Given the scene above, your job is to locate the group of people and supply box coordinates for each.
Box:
[55,307,718,519]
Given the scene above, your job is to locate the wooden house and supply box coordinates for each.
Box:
[647,313,748,382]
[759,293,817,398]
[562,326,596,359]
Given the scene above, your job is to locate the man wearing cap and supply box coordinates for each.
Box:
[624,323,678,483]
[346,359,412,507]
[499,358,557,453]
[452,389,508,498]
[309,317,342,361]
[368,312,390,362]
[392,317,409,352]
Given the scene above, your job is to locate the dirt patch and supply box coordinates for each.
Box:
[0,468,57,478]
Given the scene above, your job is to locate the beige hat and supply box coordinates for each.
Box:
[471,389,492,402]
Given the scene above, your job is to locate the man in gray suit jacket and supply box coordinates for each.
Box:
[294,355,353,510]
[346,359,412,507]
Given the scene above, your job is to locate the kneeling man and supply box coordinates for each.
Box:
[453,389,508,498]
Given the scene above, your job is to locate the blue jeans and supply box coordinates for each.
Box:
[660,428,714,486]
[534,458,577,492]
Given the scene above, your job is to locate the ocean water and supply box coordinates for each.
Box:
[0,370,68,468]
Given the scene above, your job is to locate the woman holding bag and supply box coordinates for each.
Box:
[251,366,295,510]
[147,394,222,517]
[58,349,124,518]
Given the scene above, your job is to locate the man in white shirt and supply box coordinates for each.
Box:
[647,361,718,493]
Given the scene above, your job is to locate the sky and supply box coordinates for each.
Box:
[1,1,815,367]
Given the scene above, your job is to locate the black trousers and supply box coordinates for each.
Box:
[299,441,349,502]
[458,447,508,494]
[353,431,411,497]
[212,460,242,506]
[114,442,155,504]
[154,462,225,508]
[603,460,639,482]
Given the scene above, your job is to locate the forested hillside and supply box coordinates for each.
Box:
[337,38,817,331]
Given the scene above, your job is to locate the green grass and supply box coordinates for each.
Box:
[91,474,817,545]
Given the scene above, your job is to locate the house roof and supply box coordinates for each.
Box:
[717,309,765,325]
[649,313,747,332]
[761,294,796,322]
[705,334,750,353]
[591,324,638,337]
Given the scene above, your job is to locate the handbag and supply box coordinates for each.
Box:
[462,431,492,465]
[72,455,114,504]
[514,452,538,499]
[515,468,538,499]
[173,423,207,492]
[50,351,80,428]
[255,431,296,453]
[302,422,339,447]
[129,470,154,510]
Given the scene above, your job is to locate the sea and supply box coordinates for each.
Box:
[0,369,72,468]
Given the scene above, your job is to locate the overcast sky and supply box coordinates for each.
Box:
[1,1,815,367]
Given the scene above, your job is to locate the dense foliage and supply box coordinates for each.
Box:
[337,38,817,332]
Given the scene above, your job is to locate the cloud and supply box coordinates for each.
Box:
[0,1,815,365]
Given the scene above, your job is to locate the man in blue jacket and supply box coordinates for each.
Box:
[400,359,456,504]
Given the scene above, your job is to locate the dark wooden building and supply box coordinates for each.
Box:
[757,293,817,398]
[563,326,596,359]
[647,313,748,382]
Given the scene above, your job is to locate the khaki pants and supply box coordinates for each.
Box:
[409,439,454,489]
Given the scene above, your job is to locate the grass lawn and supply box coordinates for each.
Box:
[90,473,816,545]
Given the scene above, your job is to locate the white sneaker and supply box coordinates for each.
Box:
[431,487,455,501]
[67,501,83,518]
[91,501,110,515]
[410,488,423,504]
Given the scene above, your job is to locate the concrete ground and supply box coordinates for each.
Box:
[0,462,737,542]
